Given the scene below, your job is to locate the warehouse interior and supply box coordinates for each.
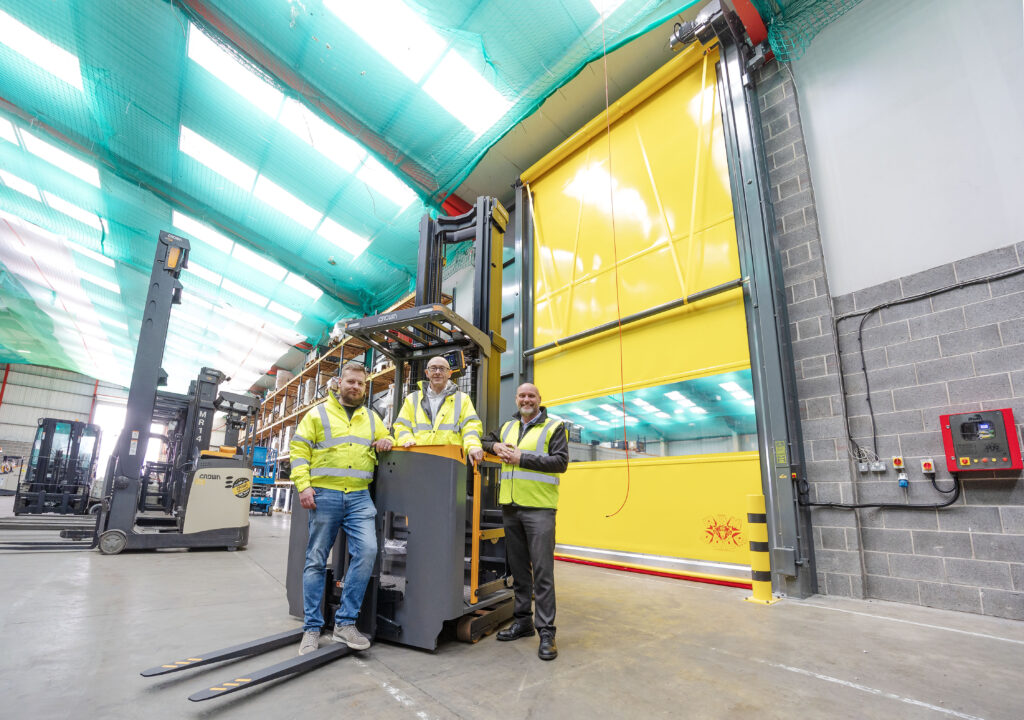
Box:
[1,0,1022,718]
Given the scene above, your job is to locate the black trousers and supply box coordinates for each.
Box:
[502,505,556,631]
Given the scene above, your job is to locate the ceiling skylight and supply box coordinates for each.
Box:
[422,49,512,137]
[179,126,257,190]
[231,243,287,281]
[187,23,283,115]
[0,10,84,90]
[186,262,223,286]
[278,99,365,173]
[253,175,320,229]
[0,169,41,200]
[67,241,115,268]
[268,301,301,323]
[326,0,447,84]
[356,157,418,210]
[172,210,234,254]
[317,217,370,258]
[0,117,17,144]
[588,0,627,19]
[42,192,102,230]
[22,132,101,187]
[283,272,322,300]
[80,271,120,295]
[222,278,270,307]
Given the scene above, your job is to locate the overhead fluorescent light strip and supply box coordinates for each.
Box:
[0,169,41,200]
[185,262,223,286]
[325,0,447,83]
[172,211,234,254]
[278,99,365,173]
[179,126,257,190]
[42,192,102,230]
[22,131,100,187]
[80,271,120,295]
[317,217,370,258]
[253,175,320,229]
[422,49,512,137]
[187,23,283,115]
[0,117,17,144]
[67,241,116,268]
[231,243,287,281]
[0,10,84,90]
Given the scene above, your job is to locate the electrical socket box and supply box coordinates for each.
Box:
[857,462,869,473]
[921,458,935,474]
[892,456,905,469]
[870,461,886,472]
[940,409,1023,473]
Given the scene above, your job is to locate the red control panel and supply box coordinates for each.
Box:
[940,409,1022,473]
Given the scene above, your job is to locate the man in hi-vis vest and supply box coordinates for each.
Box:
[290,361,393,656]
[483,383,568,661]
[393,355,484,465]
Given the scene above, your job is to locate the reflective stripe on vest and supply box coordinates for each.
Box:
[499,468,559,485]
[309,467,374,480]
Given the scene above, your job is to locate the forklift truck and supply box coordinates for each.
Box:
[142,198,516,700]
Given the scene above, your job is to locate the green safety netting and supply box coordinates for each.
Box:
[751,0,865,62]
[0,0,699,389]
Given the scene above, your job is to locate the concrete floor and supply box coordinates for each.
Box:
[1,496,1022,720]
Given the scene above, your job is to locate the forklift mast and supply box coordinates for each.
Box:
[103,231,189,533]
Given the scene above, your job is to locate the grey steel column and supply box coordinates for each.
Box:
[513,182,535,385]
[716,38,815,597]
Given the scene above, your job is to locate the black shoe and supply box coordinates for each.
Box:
[538,629,557,661]
[497,619,535,641]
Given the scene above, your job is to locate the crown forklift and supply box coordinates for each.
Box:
[94,231,259,555]
[142,198,515,701]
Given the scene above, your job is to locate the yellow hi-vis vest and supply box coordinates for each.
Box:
[289,394,388,493]
[497,417,563,509]
[392,382,483,453]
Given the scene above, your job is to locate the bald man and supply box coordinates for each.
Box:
[482,383,568,661]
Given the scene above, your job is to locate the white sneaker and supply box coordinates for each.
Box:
[298,630,320,656]
[332,624,371,650]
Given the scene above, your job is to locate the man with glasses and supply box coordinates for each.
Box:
[290,361,393,656]
[392,355,484,466]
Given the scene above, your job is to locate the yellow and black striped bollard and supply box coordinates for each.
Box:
[745,493,778,605]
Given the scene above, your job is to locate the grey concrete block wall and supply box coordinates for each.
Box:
[755,61,1024,621]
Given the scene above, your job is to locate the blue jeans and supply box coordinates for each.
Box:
[302,488,377,631]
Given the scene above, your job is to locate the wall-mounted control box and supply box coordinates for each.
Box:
[940,409,1022,473]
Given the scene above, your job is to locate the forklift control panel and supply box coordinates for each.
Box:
[940,409,1022,472]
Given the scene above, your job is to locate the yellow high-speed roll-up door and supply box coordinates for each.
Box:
[521,43,759,585]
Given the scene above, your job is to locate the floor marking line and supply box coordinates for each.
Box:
[800,603,1024,646]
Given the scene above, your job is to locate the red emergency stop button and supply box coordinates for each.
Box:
[959,457,970,466]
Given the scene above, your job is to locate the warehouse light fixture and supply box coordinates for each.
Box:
[283,272,323,300]
[719,381,752,401]
[231,242,288,281]
[0,10,83,90]
[268,301,301,323]
[187,23,282,115]
[655,412,671,419]
[80,270,121,295]
[253,175,320,229]
[278,99,365,173]
[596,420,610,426]
[179,126,257,190]
[42,192,103,230]
[67,241,116,268]
[0,168,41,200]
[172,211,234,254]
[99,316,129,331]
[0,117,18,144]
[326,0,446,84]
[222,278,270,307]
[23,132,101,187]
[185,261,223,286]
[423,49,512,137]
[317,217,370,258]
[690,407,707,415]
[355,156,417,211]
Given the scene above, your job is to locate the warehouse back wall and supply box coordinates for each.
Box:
[753,0,1024,619]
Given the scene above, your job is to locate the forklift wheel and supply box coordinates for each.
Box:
[98,530,128,555]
